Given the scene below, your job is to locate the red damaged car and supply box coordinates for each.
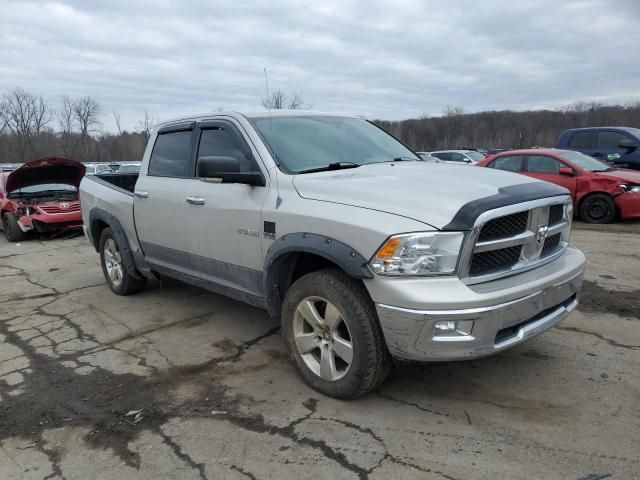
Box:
[0,157,85,241]
[477,148,640,223]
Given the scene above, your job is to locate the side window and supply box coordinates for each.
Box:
[596,131,630,149]
[526,155,562,174]
[148,131,193,177]
[568,131,593,149]
[431,152,449,161]
[490,155,524,172]
[196,127,258,173]
[449,152,467,162]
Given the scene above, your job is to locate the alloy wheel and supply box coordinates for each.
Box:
[293,296,353,381]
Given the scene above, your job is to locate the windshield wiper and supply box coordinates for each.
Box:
[297,162,361,174]
[391,156,418,162]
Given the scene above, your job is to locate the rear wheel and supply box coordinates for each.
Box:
[2,213,25,242]
[281,269,391,399]
[99,228,146,295]
[579,193,616,224]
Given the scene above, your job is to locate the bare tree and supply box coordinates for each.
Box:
[0,88,51,161]
[73,96,100,137]
[262,89,308,110]
[56,95,76,156]
[73,96,100,157]
[113,111,122,135]
[137,109,155,139]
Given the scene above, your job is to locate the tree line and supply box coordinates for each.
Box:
[376,102,640,151]
[2,86,639,164]
[0,88,151,164]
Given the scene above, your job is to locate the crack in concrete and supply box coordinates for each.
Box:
[374,390,451,417]
[158,430,208,480]
[555,326,640,351]
[229,464,257,479]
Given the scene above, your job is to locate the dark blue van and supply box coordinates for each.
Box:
[556,127,640,170]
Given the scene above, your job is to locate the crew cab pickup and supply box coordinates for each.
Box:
[80,111,586,399]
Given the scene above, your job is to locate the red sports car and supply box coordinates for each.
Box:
[476,149,640,223]
[0,157,85,241]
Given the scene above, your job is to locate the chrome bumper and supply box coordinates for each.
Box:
[375,265,584,362]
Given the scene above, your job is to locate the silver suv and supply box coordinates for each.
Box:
[80,111,585,399]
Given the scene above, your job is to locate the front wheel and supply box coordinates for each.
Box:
[3,213,25,242]
[281,269,391,399]
[99,228,146,295]
[579,193,616,224]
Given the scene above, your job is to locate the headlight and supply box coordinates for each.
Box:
[620,184,640,193]
[370,232,464,276]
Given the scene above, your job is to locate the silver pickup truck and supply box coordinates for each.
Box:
[80,111,586,399]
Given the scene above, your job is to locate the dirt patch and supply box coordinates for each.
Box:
[572,220,640,235]
[577,280,640,320]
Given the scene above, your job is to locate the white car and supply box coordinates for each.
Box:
[84,163,115,175]
[416,152,441,162]
[429,150,485,165]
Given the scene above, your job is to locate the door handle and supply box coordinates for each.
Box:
[134,190,149,198]
[592,152,603,156]
[186,196,205,205]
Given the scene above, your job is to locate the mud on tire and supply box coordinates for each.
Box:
[281,269,391,399]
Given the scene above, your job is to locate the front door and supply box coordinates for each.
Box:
[594,129,640,170]
[182,119,269,297]
[525,155,577,197]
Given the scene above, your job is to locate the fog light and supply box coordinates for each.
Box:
[433,320,474,338]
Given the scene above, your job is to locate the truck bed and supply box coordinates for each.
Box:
[79,173,142,255]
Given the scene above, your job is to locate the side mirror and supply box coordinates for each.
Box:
[618,139,637,150]
[559,167,574,176]
[197,156,265,187]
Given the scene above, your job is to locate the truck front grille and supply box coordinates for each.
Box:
[462,199,571,283]
[470,245,522,276]
[478,211,528,241]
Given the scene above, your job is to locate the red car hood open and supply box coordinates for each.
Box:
[5,157,86,193]
[594,169,640,184]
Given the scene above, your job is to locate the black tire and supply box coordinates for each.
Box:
[579,193,617,224]
[281,269,391,399]
[99,227,146,295]
[3,213,25,242]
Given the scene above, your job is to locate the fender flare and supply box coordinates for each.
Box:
[88,208,145,280]
[263,232,373,316]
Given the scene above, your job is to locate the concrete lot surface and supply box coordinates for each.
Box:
[1,223,639,479]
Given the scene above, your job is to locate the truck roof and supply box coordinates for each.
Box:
[561,126,640,135]
[154,110,356,130]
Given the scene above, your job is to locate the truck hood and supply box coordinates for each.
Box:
[293,162,550,229]
[6,157,86,193]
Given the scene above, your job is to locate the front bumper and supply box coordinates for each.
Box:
[372,247,585,362]
[616,192,640,220]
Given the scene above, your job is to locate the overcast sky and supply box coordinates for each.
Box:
[1,0,639,132]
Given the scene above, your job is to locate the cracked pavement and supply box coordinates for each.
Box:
[1,224,639,479]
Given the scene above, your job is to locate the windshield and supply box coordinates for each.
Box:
[465,151,485,162]
[557,150,614,171]
[8,183,77,198]
[249,116,420,173]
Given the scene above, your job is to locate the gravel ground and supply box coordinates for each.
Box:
[0,222,638,480]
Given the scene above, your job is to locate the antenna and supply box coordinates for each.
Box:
[263,68,274,136]
[263,67,281,207]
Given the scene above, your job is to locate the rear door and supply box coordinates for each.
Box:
[133,122,197,270]
[566,130,595,157]
[594,129,639,169]
[524,155,577,197]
